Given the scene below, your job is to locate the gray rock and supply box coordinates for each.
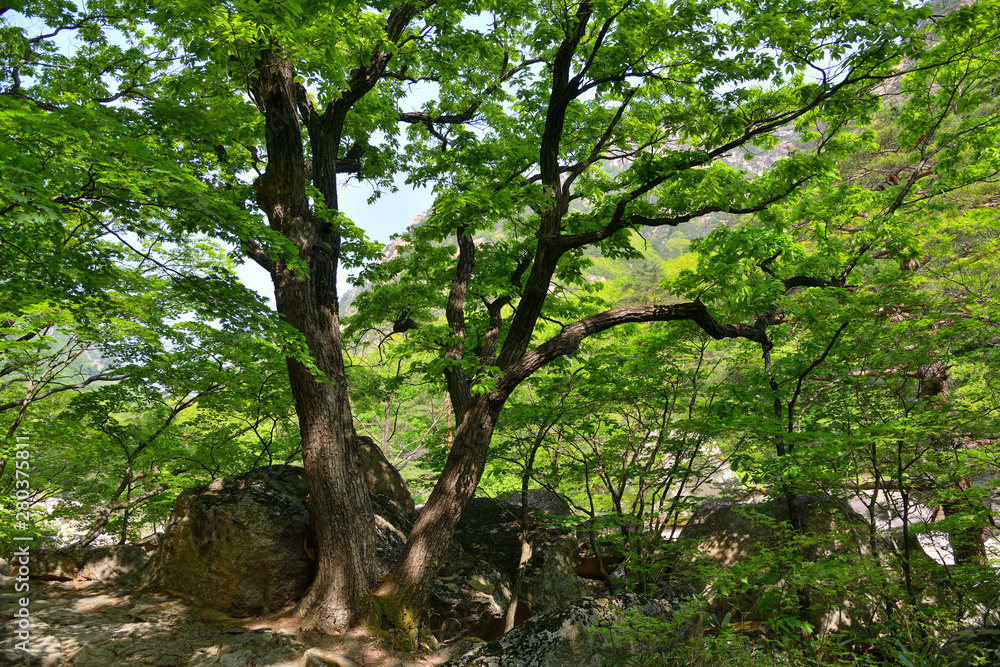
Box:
[258,646,300,666]
[519,528,591,617]
[187,649,222,667]
[359,435,416,514]
[219,648,255,667]
[425,496,590,641]
[450,497,588,620]
[440,593,696,667]
[680,495,939,634]
[146,465,317,618]
[147,465,411,618]
[72,645,120,667]
[430,560,512,641]
[25,548,78,580]
[499,489,573,517]
[25,545,148,586]
[938,626,1000,666]
[134,532,161,554]
[78,545,149,586]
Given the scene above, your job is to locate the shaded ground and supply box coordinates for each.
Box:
[0,577,475,667]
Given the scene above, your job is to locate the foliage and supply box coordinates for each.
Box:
[4,0,1000,652]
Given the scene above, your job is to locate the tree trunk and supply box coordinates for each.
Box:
[252,48,377,631]
[372,395,502,638]
[941,477,987,566]
[278,273,378,629]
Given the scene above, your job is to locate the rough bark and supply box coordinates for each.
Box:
[251,47,377,630]
[372,396,503,635]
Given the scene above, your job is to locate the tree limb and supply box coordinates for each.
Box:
[0,372,127,413]
[499,301,770,393]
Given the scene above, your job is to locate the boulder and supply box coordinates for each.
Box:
[499,488,573,517]
[147,464,410,618]
[358,435,415,515]
[439,593,699,667]
[938,626,1000,666]
[424,494,591,641]
[78,545,150,585]
[134,532,161,554]
[450,498,590,615]
[26,545,149,586]
[680,495,937,634]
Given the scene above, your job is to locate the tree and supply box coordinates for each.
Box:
[11,0,994,640]
[354,0,939,631]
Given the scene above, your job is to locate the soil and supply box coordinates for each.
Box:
[0,576,477,667]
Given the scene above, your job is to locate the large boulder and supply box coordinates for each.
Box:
[498,488,574,518]
[427,492,591,641]
[358,435,415,515]
[680,495,937,634]
[27,545,149,586]
[147,464,411,618]
[439,593,700,667]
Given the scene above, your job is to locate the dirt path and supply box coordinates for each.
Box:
[0,577,473,667]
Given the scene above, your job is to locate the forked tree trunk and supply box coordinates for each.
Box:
[372,395,503,635]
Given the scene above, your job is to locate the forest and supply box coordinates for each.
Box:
[3,0,1000,664]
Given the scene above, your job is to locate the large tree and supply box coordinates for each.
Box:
[13,0,994,638]
[354,0,945,631]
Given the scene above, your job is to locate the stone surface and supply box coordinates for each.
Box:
[134,533,161,554]
[0,578,305,666]
[498,489,573,517]
[430,560,512,641]
[938,626,1000,666]
[429,496,590,641]
[146,465,316,618]
[146,464,411,617]
[358,435,416,515]
[26,546,149,586]
[680,495,938,634]
[439,593,697,667]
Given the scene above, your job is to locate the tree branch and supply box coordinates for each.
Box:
[444,228,476,419]
[0,372,127,413]
[558,177,812,250]
[499,301,770,393]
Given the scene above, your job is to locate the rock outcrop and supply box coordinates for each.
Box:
[680,495,937,634]
[358,435,416,515]
[27,545,149,586]
[429,494,593,641]
[439,593,699,667]
[147,464,411,618]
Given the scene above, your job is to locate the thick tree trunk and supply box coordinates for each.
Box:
[252,48,377,631]
[372,395,502,637]
[276,272,378,629]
